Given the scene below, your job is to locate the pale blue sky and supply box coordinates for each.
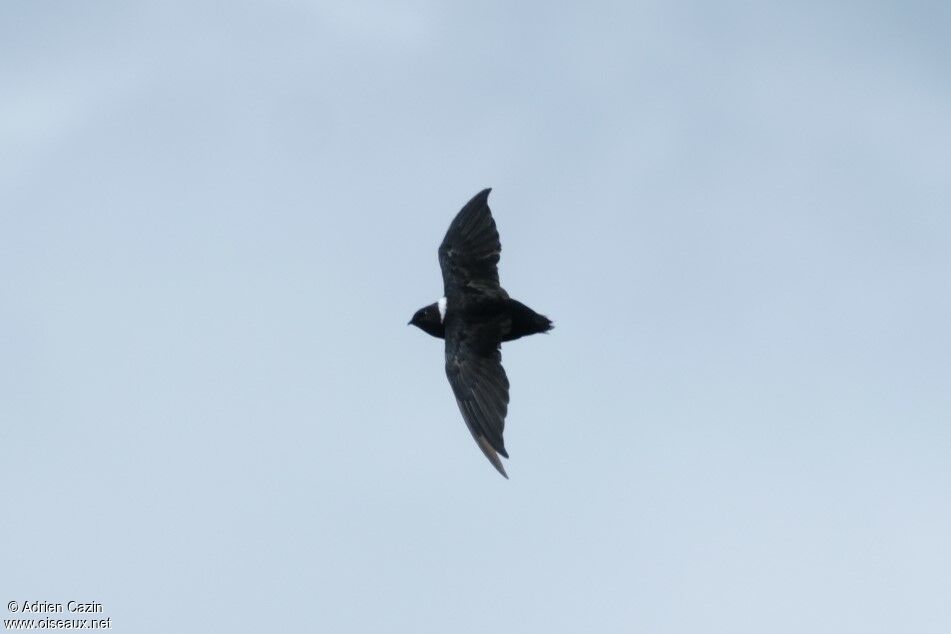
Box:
[2,2,950,632]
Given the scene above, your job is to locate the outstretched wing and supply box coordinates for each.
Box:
[438,188,507,301]
[444,317,511,478]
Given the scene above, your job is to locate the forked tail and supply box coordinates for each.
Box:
[505,299,554,341]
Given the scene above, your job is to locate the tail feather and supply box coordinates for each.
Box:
[504,299,553,341]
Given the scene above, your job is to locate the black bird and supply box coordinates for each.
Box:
[409,189,553,478]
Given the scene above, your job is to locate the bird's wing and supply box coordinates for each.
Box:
[438,188,507,301]
[444,317,511,478]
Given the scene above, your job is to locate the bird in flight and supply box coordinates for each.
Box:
[409,189,553,478]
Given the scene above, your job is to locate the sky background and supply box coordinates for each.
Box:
[2,1,950,632]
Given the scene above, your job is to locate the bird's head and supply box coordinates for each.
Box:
[408,302,445,339]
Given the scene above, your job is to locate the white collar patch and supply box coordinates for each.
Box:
[437,296,447,322]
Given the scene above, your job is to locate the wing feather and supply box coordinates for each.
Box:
[444,318,511,478]
[438,188,507,301]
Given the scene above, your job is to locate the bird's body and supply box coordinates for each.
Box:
[411,296,550,343]
[409,189,552,478]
